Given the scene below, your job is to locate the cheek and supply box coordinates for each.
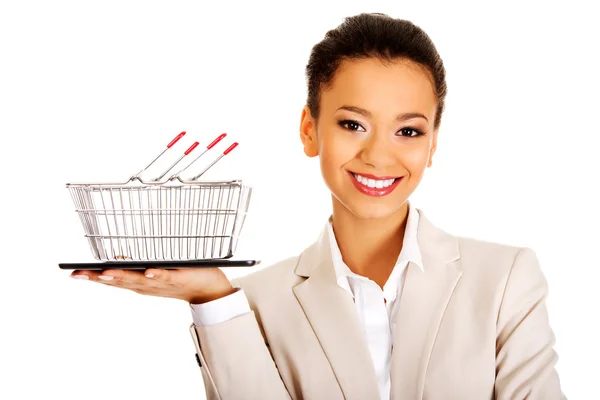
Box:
[319,134,356,168]
[399,146,431,173]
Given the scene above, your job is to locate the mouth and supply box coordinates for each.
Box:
[348,171,403,197]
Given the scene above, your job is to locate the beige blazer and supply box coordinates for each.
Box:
[189,209,565,399]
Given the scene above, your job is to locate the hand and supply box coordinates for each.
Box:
[69,267,237,304]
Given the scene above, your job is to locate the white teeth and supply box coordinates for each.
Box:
[353,173,397,188]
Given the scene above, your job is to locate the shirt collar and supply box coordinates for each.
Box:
[326,201,424,298]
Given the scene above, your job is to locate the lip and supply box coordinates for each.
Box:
[349,171,400,180]
[348,171,403,197]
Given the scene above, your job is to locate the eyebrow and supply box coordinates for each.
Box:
[337,105,429,122]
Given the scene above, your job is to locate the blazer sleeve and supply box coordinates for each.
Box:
[189,312,292,400]
[494,247,566,400]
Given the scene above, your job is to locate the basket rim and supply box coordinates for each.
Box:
[66,177,247,188]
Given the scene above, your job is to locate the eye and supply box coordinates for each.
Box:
[397,127,425,137]
[338,119,366,132]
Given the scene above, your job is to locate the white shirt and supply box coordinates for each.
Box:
[326,201,423,400]
[190,202,423,400]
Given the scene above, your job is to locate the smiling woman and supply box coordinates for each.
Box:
[70,12,565,400]
[301,57,437,222]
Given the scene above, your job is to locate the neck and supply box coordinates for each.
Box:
[330,198,409,288]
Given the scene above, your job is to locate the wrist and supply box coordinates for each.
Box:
[188,285,238,304]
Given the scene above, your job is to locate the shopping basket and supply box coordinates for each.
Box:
[64,132,252,264]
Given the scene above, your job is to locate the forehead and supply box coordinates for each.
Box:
[322,57,437,117]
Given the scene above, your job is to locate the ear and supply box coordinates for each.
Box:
[427,127,439,168]
[300,105,319,157]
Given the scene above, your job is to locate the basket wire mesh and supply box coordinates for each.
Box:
[68,180,251,261]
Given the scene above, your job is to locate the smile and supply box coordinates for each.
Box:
[348,171,403,197]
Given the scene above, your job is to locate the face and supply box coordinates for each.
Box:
[300,57,439,220]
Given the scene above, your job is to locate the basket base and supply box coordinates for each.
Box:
[58,259,260,270]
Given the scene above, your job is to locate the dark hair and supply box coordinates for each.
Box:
[305,13,447,130]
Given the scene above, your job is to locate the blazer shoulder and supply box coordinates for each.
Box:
[449,234,547,308]
[419,209,529,270]
[453,234,536,275]
[457,234,524,255]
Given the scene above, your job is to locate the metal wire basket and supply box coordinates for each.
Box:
[67,132,251,262]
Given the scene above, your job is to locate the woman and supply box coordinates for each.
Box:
[70,13,565,399]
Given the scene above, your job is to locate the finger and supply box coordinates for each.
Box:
[70,270,105,281]
[86,270,150,291]
[99,269,176,297]
[94,270,161,293]
[97,269,148,284]
[71,268,183,299]
[143,268,174,285]
[70,268,174,298]
[69,270,129,288]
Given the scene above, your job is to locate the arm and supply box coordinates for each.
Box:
[189,289,292,400]
[495,247,566,400]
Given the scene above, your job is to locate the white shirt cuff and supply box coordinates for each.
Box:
[189,289,251,327]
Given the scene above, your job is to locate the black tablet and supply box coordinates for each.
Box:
[59,259,260,270]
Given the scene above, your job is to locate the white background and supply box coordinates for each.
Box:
[1,0,598,398]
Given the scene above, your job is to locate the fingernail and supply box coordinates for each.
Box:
[145,273,154,278]
[98,275,114,281]
[71,275,89,280]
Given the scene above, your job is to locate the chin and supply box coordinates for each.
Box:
[335,196,406,220]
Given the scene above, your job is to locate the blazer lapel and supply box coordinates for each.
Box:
[390,209,463,399]
[293,230,381,400]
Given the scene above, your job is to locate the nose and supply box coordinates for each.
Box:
[359,131,396,169]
